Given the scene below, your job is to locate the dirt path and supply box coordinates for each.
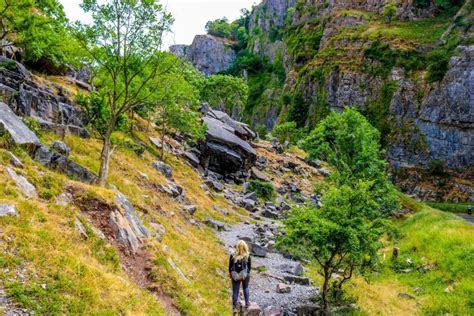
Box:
[219,221,319,313]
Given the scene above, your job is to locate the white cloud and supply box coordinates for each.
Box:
[59,0,260,50]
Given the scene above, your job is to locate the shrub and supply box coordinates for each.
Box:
[427,160,446,176]
[272,121,304,147]
[248,180,275,201]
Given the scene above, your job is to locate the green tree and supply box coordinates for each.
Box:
[271,121,304,148]
[73,0,173,186]
[0,0,80,67]
[201,75,248,114]
[150,59,206,159]
[383,2,398,24]
[277,182,393,312]
[205,18,232,38]
[302,108,399,215]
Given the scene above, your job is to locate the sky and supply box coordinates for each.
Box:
[59,0,260,50]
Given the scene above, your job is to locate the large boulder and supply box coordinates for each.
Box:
[199,115,257,175]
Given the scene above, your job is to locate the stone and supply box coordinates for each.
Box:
[251,167,269,182]
[207,110,256,140]
[51,140,70,157]
[0,102,41,148]
[115,192,150,239]
[204,218,226,231]
[7,151,24,168]
[6,167,37,198]
[242,199,257,211]
[0,204,18,217]
[182,150,200,166]
[167,257,190,283]
[34,146,97,183]
[307,159,321,168]
[243,191,258,202]
[284,275,310,286]
[152,161,173,178]
[205,179,224,192]
[276,283,291,294]
[109,210,142,253]
[250,243,267,258]
[75,218,88,239]
[398,292,416,300]
[261,209,279,219]
[183,205,197,216]
[319,168,330,177]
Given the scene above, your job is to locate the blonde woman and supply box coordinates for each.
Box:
[229,240,252,311]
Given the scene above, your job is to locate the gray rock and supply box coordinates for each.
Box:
[0,204,18,217]
[263,306,281,316]
[398,292,416,300]
[205,179,224,192]
[284,275,310,286]
[250,243,268,257]
[75,218,88,239]
[244,191,258,202]
[261,209,279,219]
[52,140,70,157]
[109,210,142,254]
[167,257,190,283]
[6,167,37,198]
[242,198,257,211]
[182,150,200,166]
[251,167,270,182]
[183,205,197,216]
[7,151,24,168]
[152,161,173,178]
[204,218,226,231]
[115,192,150,239]
[0,102,41,148]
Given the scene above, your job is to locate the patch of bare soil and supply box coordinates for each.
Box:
[66,186,181,315]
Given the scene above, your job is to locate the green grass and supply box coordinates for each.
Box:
[426,201,473,214]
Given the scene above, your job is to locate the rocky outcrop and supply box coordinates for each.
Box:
[170,35,236,76]
[0,57,88,137]
[6,167,38,198]
[388,46,474,170]
[0,102,41,149]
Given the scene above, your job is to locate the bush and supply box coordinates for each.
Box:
[248,180,275,201]
[272,121,304,147]
[427,160,446,176]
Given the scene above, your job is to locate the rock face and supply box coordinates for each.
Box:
[170,35,236,76]
[0,57,88,137]
[34,145,98,183]
[0,102,41,149]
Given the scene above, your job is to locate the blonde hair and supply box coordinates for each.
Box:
[234,240,250,262]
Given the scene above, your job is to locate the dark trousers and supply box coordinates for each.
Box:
[232,275,250,307]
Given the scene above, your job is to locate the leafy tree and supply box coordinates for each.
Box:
[149,58,206,159]
[383,2,397,24]
[201,75,248,114]
[0,0,80,67]
[277,182,394,312]
[302,107,398,209]
[73,0,173,186]
[272,121,304,148]
[205,18,232,38]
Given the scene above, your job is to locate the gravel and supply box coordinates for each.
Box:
[219,222,320,313]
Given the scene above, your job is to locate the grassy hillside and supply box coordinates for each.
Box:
[332,197,473,315]
[0,128,247,315]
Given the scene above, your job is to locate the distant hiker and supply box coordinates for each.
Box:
[229,240,252,312]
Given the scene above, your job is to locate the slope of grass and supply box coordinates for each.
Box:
[1,128,246,315]
[346,197,474,315]
[426,201,472,214]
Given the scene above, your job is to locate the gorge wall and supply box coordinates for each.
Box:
[172,0,473,172]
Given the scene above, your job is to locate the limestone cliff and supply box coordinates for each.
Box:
[169,34,236,76]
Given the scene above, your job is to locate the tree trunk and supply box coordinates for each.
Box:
[98,118,117,187]
[322,269,330,314]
